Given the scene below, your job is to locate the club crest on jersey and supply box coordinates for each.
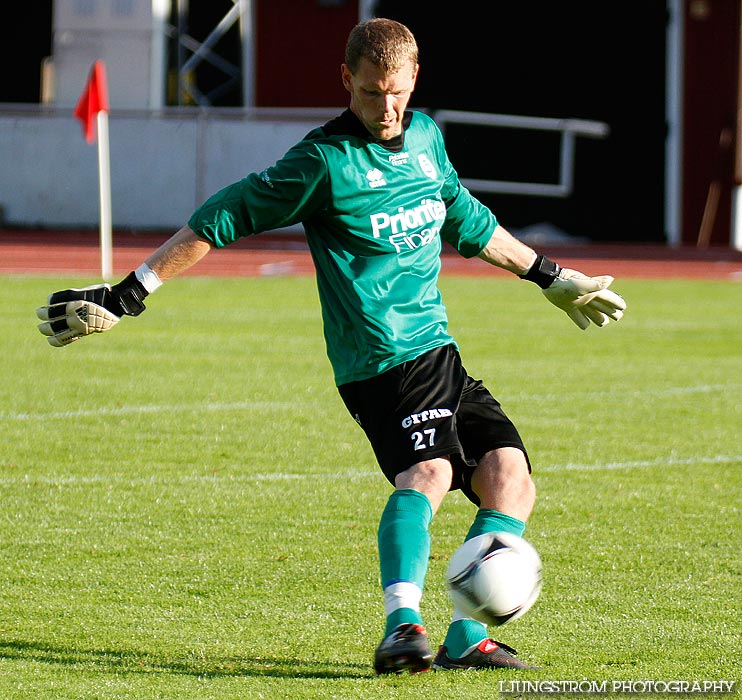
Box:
[418,154,437,179]
[366,168,387,189]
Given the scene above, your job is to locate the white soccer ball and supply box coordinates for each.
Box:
[446,531,542,626]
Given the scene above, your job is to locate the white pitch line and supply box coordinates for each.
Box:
[0,401,294,422]
[2,383,739,423]
[539,454,741,472]
[511,383,742,402]
[1,455,739,488]
[2,470,382,487]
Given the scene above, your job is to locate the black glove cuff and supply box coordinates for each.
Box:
[110,271,148,316]
[519,254,561,289]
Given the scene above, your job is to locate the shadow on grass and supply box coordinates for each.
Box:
[0,639,372,680]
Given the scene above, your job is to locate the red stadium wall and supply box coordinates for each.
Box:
[682,0,741,246]
[254,0,358,108]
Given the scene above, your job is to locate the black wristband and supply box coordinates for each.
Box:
[110,271,149,316]
[519,254,561,289]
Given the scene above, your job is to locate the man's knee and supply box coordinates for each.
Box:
[471,448,536,517]
[395,458,453,513]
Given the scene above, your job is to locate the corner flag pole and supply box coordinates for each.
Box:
[96,109,112,280]
[74,60,113,280]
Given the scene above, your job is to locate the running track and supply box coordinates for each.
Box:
[2,229,742,280]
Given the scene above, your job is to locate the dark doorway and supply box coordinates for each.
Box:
[373,0,669,244]
[0,3,54,104]
[254,0,358,108]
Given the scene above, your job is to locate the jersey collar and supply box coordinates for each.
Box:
[323,109,412,153]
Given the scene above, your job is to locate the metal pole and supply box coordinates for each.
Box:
[177,0,188,105]
[97,110,113,280]
[732,0,742,250]
[665,0,684,247]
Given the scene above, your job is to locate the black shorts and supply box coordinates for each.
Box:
[337,344,530,505]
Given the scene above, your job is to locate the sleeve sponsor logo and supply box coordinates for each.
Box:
[259,169,275,189]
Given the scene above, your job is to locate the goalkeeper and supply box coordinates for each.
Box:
[37,18,625,675]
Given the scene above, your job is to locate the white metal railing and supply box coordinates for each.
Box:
[432,109,610,198]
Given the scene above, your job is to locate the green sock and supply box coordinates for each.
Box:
[443,509,526,658]
[466,508,526,540]
[378,489,433,636]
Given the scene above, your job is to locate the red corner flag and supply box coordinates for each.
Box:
[74,60,109,144]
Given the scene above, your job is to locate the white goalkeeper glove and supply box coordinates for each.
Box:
[36,271,150,347]
[520,255,626,330]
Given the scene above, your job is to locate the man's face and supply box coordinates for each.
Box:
[341,58,419,141]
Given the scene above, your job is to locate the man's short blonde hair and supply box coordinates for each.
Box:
[345,18,419,74]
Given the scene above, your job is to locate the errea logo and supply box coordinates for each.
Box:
[366,168,386,188]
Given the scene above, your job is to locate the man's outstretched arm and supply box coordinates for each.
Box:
[143,225,213,282]
[477,224,626,330]
[36,225,213,347]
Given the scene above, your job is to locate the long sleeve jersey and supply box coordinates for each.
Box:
[188,109,497,385]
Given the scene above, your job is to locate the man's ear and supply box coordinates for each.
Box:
[410,63,419,90]
[341,64,353,92]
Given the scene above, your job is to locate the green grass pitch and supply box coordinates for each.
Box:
[1,274,740,699]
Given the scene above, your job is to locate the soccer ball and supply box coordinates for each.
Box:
[446,531,542,626]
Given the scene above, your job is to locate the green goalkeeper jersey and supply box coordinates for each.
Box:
[188,109,497,385]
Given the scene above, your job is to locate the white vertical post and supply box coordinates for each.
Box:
[97,110,113,280]
[665,0,684,247]
[733,0,742,251]
[240,0,255,108]
[151,0,171,109]
[732,191,742,250]
[358,0,375,21]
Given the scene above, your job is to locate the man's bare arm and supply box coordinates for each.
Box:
[36,225,215,346]
[477,225,538,274]
[145,225,213,282]
[477,224,626,330]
